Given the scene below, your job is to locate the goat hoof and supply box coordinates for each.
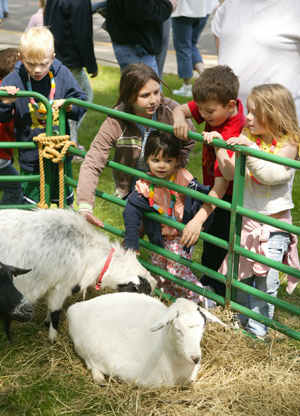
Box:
[92,368,106,385]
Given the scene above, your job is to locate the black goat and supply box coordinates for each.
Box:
[0,261,33,341]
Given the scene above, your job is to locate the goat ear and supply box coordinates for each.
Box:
[0,262,32,277]
[197,306,227,327]
[150,322,165,332]
[150,310,179,332]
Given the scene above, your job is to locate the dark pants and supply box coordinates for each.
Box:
[0,162,24,205]
[200,194,232,297]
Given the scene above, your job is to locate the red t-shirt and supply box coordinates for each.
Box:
[0,80,15,160]
[188,99,246,195]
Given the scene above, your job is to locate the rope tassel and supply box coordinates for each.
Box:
[33,133,76,209]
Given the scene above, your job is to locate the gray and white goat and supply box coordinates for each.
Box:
[0,209,156,342]
[67,293,226,387]
[0,261,33,341]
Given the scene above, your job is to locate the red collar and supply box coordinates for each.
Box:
[95,247,115,290]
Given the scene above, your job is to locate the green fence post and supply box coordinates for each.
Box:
[225,151,246,306]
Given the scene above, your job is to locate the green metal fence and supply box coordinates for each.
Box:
[0,91,299,340]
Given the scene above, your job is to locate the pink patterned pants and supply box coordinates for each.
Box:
[151,237,203,302]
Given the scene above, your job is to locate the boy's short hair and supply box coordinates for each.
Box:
[0,48,20,80]
[20,26,55,60]
[192,65,239,106]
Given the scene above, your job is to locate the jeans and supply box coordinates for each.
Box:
[69,68,93,144]
[112,43,159,76]
[0,162,24,205]
[0,0,8,18]
[172,15,209,80]
[236,232,290,337]
[155,18,171,79]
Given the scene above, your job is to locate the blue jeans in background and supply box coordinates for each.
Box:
[112,43,159,76]
[0,0,8,18]
[236,232,290,337]
[0,162,24,205]
[69,68,93,145]
[172,15,209,79]
[155,18,171,79]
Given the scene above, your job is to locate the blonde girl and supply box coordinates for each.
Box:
[204,83,300,338]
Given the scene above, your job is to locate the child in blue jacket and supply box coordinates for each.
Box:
[0,26,87,205]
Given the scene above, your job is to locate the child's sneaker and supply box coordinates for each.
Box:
[172,84,193,97]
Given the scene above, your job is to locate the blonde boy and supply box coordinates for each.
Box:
[0,26,87,205]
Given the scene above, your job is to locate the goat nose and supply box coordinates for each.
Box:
[191,355,200,364]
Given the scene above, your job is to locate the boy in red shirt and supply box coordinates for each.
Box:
[0,48,24,205]
[173,65,245,298]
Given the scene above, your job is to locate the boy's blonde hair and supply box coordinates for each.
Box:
[248,84,300,144]
[20,26,54,60]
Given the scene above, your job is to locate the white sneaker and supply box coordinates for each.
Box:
[172,84,193,97]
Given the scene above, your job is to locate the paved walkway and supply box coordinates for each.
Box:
[0,27,217,75]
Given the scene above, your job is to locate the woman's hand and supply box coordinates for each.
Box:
[79,210,104,228]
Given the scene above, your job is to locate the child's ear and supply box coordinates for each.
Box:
[227,99,237,114]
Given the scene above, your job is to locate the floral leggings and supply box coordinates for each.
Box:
[151,236,203,303]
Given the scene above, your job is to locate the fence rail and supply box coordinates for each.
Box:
[0,90,299,340]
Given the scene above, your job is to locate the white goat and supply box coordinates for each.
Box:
[67,293,225,387]
[0,209,156,342]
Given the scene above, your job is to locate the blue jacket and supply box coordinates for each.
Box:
[123,178,210,251]
[0,59,87,172]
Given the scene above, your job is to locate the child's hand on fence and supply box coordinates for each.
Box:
[227,134,253,147]
[173,118,190,141]
[203,131,223,144]
[0,85,19,103]
[180,216,202,248]
[52,99,72,113]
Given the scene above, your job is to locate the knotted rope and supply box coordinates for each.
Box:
[33,133,76,208]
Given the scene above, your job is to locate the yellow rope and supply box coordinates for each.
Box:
[33,133,76,209]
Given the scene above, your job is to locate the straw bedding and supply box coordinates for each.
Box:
[0,294,299,416]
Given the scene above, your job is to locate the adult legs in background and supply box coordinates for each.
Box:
[112,43,159,76]
[0,0,4,21]
[69,68,93,151]
[246,232,290,337]
[0,162,24,204]
[3,0,8,16]
[172,15,209,97]
[155,18,171,79]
